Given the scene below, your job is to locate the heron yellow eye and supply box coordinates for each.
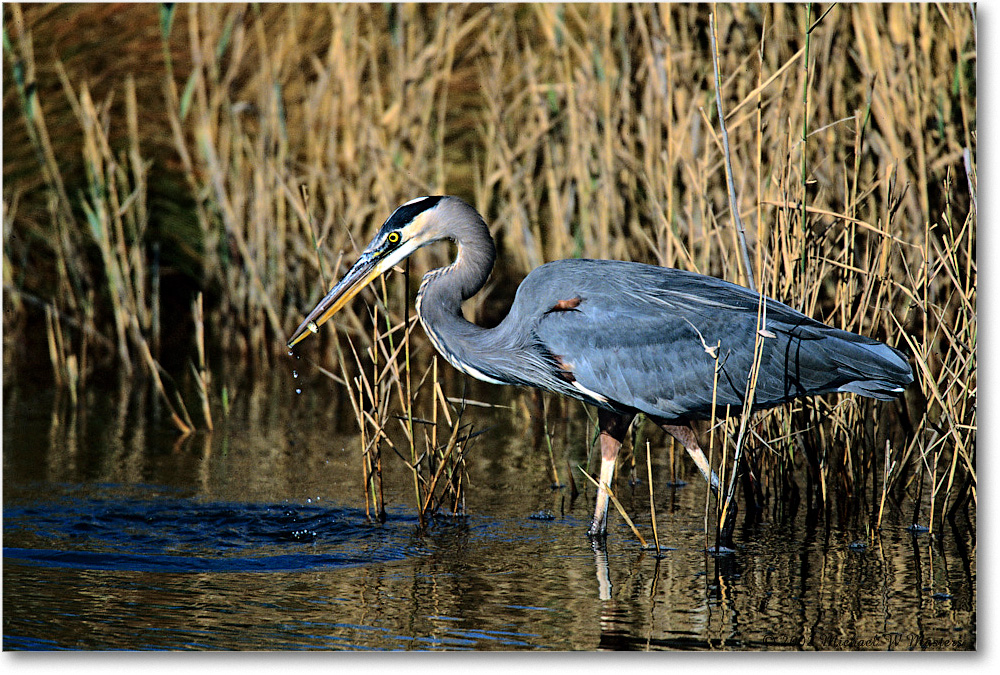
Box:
[387,231,401,245]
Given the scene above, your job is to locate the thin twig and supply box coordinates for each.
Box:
[709,12,756,291]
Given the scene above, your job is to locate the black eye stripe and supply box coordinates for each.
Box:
[375,195,443,248]
[383,195,443,230]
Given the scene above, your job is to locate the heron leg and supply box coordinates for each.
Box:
[588,410,633,537]
[659,422,721,492]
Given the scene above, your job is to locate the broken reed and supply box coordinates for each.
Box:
[3,4,975,526]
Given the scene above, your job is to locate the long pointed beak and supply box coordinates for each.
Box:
[286,250,388,349]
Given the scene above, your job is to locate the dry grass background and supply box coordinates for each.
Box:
[3,3,975,533]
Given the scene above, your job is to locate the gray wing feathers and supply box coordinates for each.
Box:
[521,259,912,420]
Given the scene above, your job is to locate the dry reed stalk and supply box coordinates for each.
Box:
[43,305,63,387]
[132,317,192,435]
[646,439,661,555]
[709,12,755,292]
[192,292,213,431]
[362,301,386,522]
[401,260,422,523]
[419,413,463,517]
[541,397,562,487]
[329,336,371,508]
[798,2,814,281]
[421,359,471,517]
[704,341,722,550]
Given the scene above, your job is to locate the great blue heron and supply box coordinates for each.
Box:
[288,196,913,537]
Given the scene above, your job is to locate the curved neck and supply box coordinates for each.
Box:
[418,211,495,312]
[415,212,503,380]
[412,205,568,392]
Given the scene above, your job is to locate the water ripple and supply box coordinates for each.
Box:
[4,495,427,573]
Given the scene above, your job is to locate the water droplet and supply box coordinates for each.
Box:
[292,370,299,379]
[295,388,302,395]
[287,350,294,357]
[307,321,318,334]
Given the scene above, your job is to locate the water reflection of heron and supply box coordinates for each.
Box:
[288,196,913,537]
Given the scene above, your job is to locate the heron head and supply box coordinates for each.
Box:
[287,196,450,348]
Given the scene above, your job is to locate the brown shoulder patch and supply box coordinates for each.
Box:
[547,296,582,313]
[552,354,577,383]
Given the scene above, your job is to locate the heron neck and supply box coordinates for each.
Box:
[420,215,496,309]
[415,218,500,378]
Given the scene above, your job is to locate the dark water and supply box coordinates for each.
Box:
[3,367,975,651]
